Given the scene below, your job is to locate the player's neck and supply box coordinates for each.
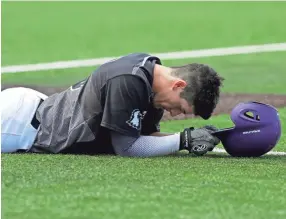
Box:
[153,64,173,93]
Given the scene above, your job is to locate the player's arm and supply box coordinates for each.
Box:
[111,127,220,157]
[148,132,173,136]
[111,131,181,157]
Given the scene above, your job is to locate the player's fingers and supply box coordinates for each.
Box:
[203,125,219,132]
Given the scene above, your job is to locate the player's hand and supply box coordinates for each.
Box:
[200,125,220,152]
[179,126,220,156]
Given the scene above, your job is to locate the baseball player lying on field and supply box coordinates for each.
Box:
[1,53,224,157]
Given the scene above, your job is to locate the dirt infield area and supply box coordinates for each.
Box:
[2,84,286,121]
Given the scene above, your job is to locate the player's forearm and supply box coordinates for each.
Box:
[111,131,181,157]
[148,132,174,137]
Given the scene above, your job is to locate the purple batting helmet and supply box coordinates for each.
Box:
[214,101,281,157]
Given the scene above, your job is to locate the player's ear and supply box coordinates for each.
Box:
[172,79,187,90]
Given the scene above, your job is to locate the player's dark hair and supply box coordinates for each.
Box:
[170,63,224,120]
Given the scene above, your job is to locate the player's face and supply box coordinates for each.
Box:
[169,97,192,117]
[153,85,193,117]
[167,88,193,117]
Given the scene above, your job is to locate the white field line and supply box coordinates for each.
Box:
[213,148,286,156]
[2,43,286,74]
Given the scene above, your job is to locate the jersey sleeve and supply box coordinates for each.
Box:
[141,106,164,135]
[101,75,150,137]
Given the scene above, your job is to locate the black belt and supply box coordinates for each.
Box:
[31,99,44,129]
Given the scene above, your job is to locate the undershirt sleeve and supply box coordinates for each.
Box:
[111,131,180,157]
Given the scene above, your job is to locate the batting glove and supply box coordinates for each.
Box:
[179,126,220,156]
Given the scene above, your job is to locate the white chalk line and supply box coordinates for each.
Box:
[213,148,286,156]
[2,43,286,74]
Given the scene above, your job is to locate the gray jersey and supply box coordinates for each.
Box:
[31,53,164,154]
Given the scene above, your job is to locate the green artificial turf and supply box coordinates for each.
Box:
[2,152,285,219]
[2,1,286,65]
[2,108,286,219]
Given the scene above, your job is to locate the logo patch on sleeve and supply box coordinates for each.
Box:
[126,109,143,130]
